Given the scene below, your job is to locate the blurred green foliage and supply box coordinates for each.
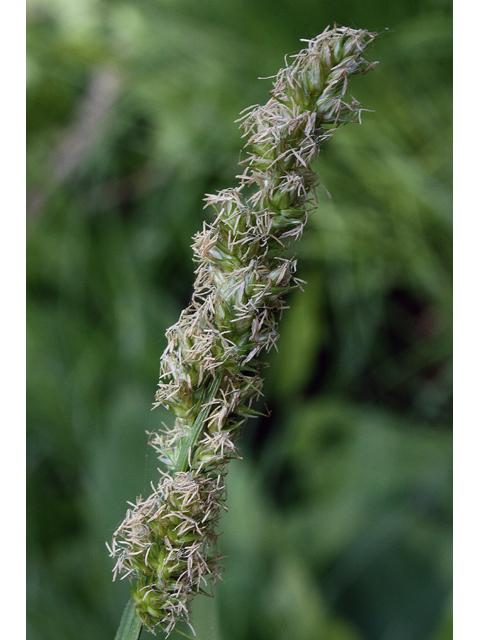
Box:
[27,1,452,639]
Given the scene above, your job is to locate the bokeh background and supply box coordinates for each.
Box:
[26,1,452,639]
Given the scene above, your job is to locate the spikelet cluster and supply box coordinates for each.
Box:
[109,25,377,635]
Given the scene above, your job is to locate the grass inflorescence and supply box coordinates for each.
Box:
[108,25,378,636]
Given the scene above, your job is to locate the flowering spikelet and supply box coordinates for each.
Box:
[109,25,377,635]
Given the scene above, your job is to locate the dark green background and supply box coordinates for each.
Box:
[27,1,452,639]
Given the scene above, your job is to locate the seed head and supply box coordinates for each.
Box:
[109,25,377,635]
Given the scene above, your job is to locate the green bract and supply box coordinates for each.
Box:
[109,25,377,636]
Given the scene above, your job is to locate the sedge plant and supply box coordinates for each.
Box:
[108,25,378,638]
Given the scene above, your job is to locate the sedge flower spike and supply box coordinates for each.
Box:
[109,25,378,636]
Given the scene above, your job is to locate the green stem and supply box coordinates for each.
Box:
[173,629,196,640]
[175,375,222,473]
[115,599,143,640]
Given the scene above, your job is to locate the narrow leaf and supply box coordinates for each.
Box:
[115,599,143,640]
